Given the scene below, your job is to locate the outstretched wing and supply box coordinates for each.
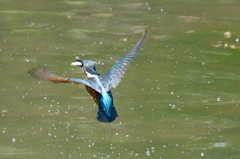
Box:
[101,30,147,91]
[28,67,102,93]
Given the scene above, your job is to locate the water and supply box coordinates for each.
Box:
[1,0,240,158]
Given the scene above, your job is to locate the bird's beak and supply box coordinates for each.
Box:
[70,61,82,67]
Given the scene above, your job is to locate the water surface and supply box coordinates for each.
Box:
[1,0,240,158]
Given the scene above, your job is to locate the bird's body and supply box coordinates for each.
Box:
[69,74,117,122]
[86,86,117,122]
[28,30,147,122]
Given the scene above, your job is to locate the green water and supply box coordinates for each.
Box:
[1,0,240,158]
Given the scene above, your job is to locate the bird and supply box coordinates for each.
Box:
[28,30,147,122]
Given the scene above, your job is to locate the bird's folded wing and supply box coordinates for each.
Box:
[28,67,102,93]
[101,30,147,91]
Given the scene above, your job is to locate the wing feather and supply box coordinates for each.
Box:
[101,30,147,91]
[28,67,102,93]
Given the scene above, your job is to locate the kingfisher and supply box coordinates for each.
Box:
[28,30,147,122]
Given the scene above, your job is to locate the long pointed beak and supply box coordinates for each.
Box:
[70,61,82,67]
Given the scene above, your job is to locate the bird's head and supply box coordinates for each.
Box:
[70,56,103,76]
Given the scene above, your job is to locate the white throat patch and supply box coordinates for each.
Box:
[85,71,97,78]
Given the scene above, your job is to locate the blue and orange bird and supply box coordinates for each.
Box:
[28,30,147,122]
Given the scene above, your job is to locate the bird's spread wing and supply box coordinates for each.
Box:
[28,67,102,93]
[101,30,147,91]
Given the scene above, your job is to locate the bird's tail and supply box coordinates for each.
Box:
[97,104,118,122]
[94,90,118,122]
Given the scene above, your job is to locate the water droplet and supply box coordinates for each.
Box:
[12,138,16,142]
[146,151,151,156]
